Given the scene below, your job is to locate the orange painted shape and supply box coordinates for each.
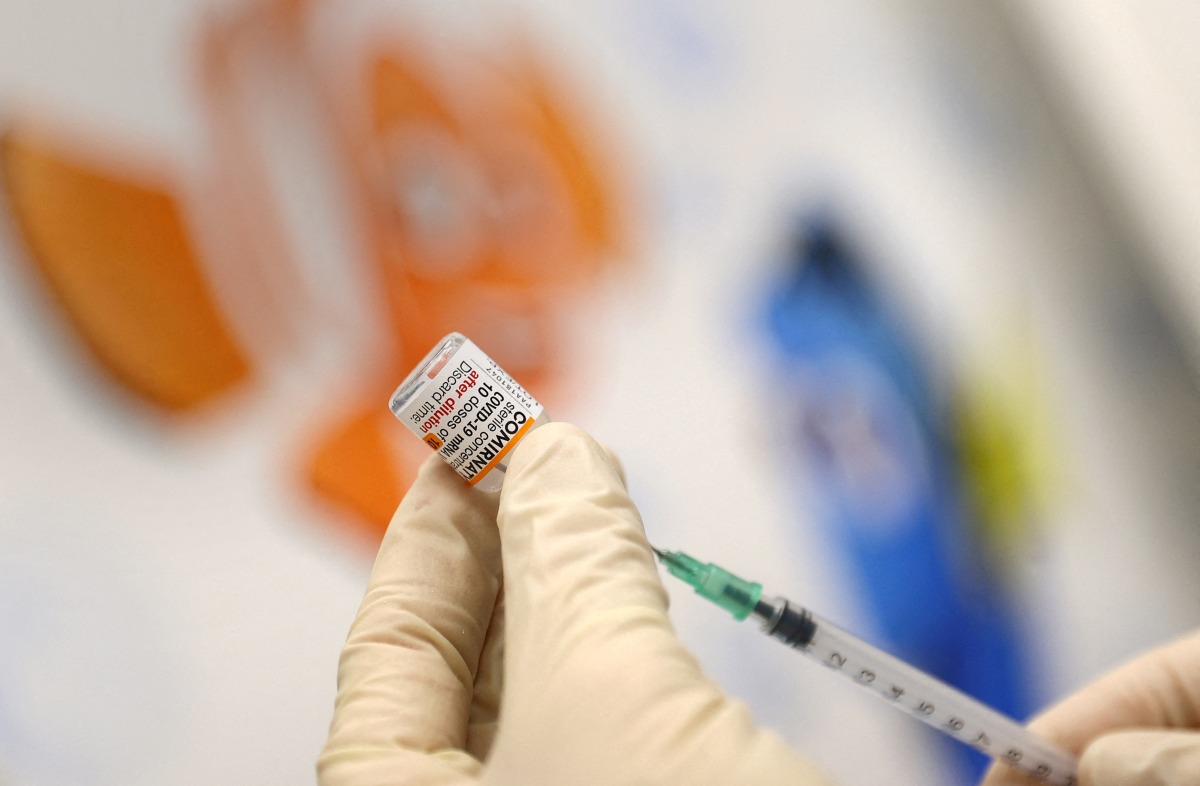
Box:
[370,54,460,137]
[0,126,250,410]
[507,45,620,256]
[307,404,409,541]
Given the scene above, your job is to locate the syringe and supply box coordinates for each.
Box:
[652,548,1078,786]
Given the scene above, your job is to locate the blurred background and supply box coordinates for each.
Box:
[3,0,1200,784]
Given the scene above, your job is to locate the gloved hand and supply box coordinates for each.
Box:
[318,422,831,786]
[981,629,1200,786]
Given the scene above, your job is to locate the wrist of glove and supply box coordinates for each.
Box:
[319,422,831,786]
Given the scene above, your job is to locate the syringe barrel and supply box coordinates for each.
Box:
[758,598,1078,786]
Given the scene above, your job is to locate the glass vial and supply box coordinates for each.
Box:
[389,333,549,492]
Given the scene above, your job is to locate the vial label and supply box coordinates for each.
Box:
[396,338,544,486]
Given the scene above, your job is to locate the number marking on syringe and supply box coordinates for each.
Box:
[817,647,1075,784]
[648,549,1079,786]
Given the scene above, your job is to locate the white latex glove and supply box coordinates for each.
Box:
[981,630,1200,786]
[319,422,832,786]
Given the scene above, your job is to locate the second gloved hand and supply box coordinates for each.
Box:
[981,629,1200,786]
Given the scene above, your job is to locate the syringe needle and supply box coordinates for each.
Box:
[651,547,1079,786]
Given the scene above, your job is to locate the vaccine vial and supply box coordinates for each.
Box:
[389,333,548,492]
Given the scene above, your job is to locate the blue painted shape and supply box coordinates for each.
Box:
[759,213,1032,782]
